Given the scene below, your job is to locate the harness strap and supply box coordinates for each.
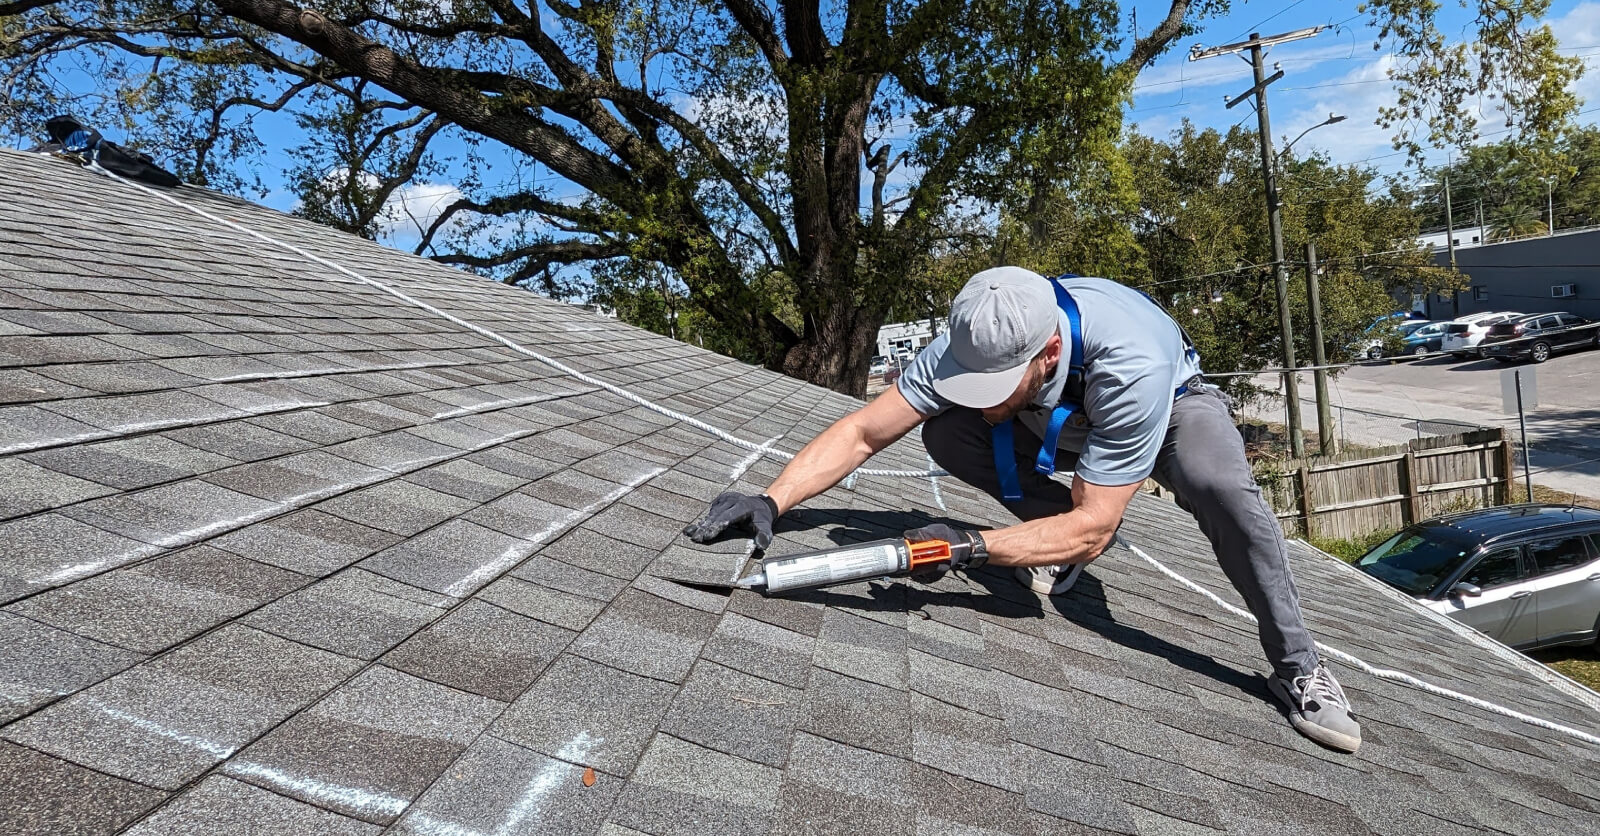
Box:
[991,420,1023,502]
[989,274,1202,503]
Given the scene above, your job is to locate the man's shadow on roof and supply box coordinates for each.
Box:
[760,506,1272,706]
[795,552,1270,706]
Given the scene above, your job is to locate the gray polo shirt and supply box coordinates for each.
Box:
[898,276,1203,486]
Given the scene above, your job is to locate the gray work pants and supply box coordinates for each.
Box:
[922,387,1320,680]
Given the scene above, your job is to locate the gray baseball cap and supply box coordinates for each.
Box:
[932,266,1060,408]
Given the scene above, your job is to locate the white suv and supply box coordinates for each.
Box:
[1441,311,1520,358]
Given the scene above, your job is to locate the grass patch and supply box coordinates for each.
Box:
[1508,482,1600,510]
[1528,646,1600,693]
[1308,530,1393,564]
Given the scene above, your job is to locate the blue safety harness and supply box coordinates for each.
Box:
[991,275,1200,502]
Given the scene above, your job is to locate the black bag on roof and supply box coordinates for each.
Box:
[40,115,182,188]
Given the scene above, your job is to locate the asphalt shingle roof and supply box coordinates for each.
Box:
[3,147,1600,835]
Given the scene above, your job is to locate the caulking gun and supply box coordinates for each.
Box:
[663,537,954,595]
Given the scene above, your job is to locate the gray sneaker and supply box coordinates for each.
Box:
[1268,664,1361,753]
[1015,564,1085,596]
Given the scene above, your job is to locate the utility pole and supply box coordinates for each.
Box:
[1194,26,1324,460]
[1547,177,1556,236]
[1443,172,1458,319]
[1305,241,1335,456]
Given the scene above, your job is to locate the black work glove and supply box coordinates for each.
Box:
[682,491,780,550]
[904,523,988,584]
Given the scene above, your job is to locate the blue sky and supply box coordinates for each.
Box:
[1125,1,1600,181]
[187,2,1600,251]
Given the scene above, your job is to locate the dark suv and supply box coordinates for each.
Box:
[1481,312,1600,363]
[1355,505,1600,650]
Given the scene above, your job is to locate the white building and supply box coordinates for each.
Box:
[876,318,941,360]
[1417,225,1489,252]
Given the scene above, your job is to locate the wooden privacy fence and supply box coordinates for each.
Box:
[1254,428,1514,541]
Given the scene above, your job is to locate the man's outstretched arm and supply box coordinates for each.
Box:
[764,385,927,513]
[981,476,1141,568]
[683,386,927,546]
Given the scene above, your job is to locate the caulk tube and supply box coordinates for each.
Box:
[754,538,909,593]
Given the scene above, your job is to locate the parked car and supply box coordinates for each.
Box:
[869,356,889,376]
[1400,321,1451,356]
[1481,312,1600,363]
[1355,504,1600,650]
[1439,311,1521,358]
[1359,318,1434,359]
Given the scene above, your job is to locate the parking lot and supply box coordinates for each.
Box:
[1247,345,1600,498]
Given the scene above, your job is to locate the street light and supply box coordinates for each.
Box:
[1278,113,1347,167]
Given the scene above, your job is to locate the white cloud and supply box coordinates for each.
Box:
[377,181,465,240]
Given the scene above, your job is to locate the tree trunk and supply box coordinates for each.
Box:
[780,285,886,398]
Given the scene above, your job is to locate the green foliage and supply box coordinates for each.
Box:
[1410,126,1600,239]
[1364,0,1585,165]
[0,0,1586,393]
[989,121,1448,397]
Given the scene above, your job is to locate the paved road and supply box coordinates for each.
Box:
[1242,346,1600,498]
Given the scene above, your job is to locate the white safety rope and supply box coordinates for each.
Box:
[1116,535,1600,747]
[91,166,1599,748]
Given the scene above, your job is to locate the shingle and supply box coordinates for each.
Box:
[0,367,95,403]
[208,509,400,576]
[909,692,1021,792]
[784,731,915,806]
[727,588,826,637]
[123,776,380,836]
[607,734,782,836]
[813,608,908,690]
[390,735,621,836]
[581,502,683,551]
[0,513,160,603]
[404,458,528,502]
[223,666,503,824]
[569,589,720,683]
[799,668,912,759]
[22,434,238,490]
[0,456,117,519]
[0,403,103,454]
[543,526,658,580]
[2,625,359,789]
[511,554,631,601]
[0,612,144,723]
[461,490,573,540]
[702,612,816,689]
[382,599,574,701]
[905,763,1045,836]
[0,740,166,836]
[660,660,803,767]
[316,479,477,537]
[360,519,532,598]
[60,479,279,546]
[245,568,449,660]
[7,546,307,653]
[0,334,146,366]
[475,576,608,631]
[203,453,378,503]
[493,655,678,777]
[164,419,311,461]
[42,389,234,432]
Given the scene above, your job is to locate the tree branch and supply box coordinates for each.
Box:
[1120,0,1191,73]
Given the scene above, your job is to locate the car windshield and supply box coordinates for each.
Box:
[1444,323,1469,334]
[1356,526,1475,597]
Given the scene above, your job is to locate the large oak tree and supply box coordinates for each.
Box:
[1,0,1581,394]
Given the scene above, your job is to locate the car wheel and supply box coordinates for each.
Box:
[1530,341,1551,363]
[1411,344,1429,356]
[1366,346,1382,360]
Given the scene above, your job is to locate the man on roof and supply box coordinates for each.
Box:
[684,266,1360,754]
